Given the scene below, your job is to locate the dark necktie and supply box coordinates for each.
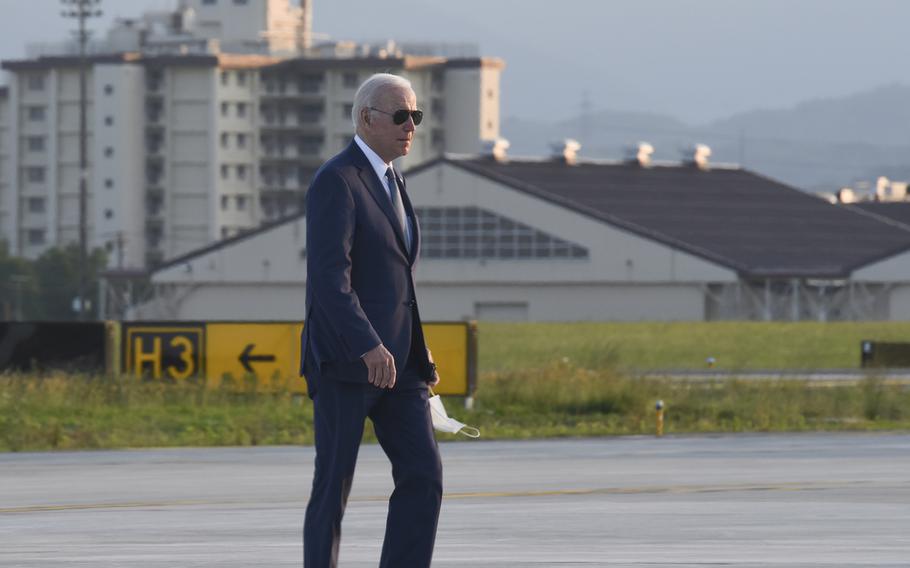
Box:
[384,167,411,252]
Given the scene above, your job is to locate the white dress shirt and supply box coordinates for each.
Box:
[353,135,413,247]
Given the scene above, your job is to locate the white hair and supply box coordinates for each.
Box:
[351,73,414,129]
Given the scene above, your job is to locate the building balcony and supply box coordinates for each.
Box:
[260,116,324,131]
[260,180,302,193]
[145,216,164,230]
[145,111,164,125]
[260,81,324,98]
[299,111,322,124]
[260,115,300,129]
[260,146,299,160]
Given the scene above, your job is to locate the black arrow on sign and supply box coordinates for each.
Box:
[239,344,276,373]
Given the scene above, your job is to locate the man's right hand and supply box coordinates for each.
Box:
[362,344,396,388]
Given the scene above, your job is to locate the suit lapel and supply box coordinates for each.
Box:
[348,142,410,255]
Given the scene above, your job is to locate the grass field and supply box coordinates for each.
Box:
[2,322,910,451]
[477,321,910,372]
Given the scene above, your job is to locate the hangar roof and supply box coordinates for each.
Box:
[850,202,910,230]
[152,155,910,280]
[418,156,910,278]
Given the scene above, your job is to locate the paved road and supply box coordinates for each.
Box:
[1,433,909,567]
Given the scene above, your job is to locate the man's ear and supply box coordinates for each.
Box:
[362,108,371,125]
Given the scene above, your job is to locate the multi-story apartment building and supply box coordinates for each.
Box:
[0,0,503,268]
[254,56,502,224]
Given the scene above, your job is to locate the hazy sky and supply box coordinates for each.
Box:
[3,0,910,124]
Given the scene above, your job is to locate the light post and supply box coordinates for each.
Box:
[60,0,102,320]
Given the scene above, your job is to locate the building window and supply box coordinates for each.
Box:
[431,98,444,119]
[105,116,114,126]
[236,195,247,210]
[233,0,248,4]
[27,229,45,245]
[26,167,45,183]
[28,106,45,121]
[27,136,45,152]
[27,75,45,91]
[203,0,216,4]
[221,195,229,210]
[300,103,322,124]
[300,136,322,155]
[431,71,444,91]
[342,103,353,120]
[221,102,229,116]
[431,129,444,149]
[412,206,590,260]
[236,133,246,148]
[104,84,114,95]
[105,178,114,189]
[27,197,45,213]
[221,132,230,148]
[342,73,358,88]
[237,71,246,86]
[236,102,247,117]
[104,147,114,157]
[221,227,230,238]
[236,164,247,179]
[221,165,230,179]
[104,209,114,219]
[299,73,323,93]
[221,71,229,86]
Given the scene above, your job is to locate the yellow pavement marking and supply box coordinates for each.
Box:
[0,480,876,515]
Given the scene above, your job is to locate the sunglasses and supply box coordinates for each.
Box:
[369,107,424,125]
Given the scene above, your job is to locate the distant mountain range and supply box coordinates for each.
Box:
[502,83,910,192]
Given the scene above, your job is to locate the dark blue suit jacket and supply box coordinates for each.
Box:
[300,140,432,392]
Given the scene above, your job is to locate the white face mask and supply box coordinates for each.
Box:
[429,394,480,438]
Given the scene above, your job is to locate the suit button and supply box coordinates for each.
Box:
[408,300,417,308]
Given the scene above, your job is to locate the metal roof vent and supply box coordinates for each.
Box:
[625,142,654,167]
[550,139,581,165]
[837,188,857,204]
[483,137,510,162]
[876,176,908,202]
[684,144,712,170]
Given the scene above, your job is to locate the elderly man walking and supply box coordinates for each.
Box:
[299,73,442,568]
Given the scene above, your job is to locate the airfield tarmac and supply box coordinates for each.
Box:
[1,433,908,567]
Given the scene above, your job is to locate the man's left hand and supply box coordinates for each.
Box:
[427,348,440,387]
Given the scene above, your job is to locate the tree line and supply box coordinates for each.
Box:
[0,241,107,321]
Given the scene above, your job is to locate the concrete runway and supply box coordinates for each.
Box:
[1,433,909,567]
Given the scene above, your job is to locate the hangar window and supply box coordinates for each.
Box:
[413,206,588,261]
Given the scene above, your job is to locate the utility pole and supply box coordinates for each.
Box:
[60,0,102,320]
[578,90,593,145]
[116,231,125,269]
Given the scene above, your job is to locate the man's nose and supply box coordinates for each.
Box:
[403,117,416,131]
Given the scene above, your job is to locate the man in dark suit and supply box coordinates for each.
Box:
[300,73,442,568]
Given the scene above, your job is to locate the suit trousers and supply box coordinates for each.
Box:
[303,362,443,568]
